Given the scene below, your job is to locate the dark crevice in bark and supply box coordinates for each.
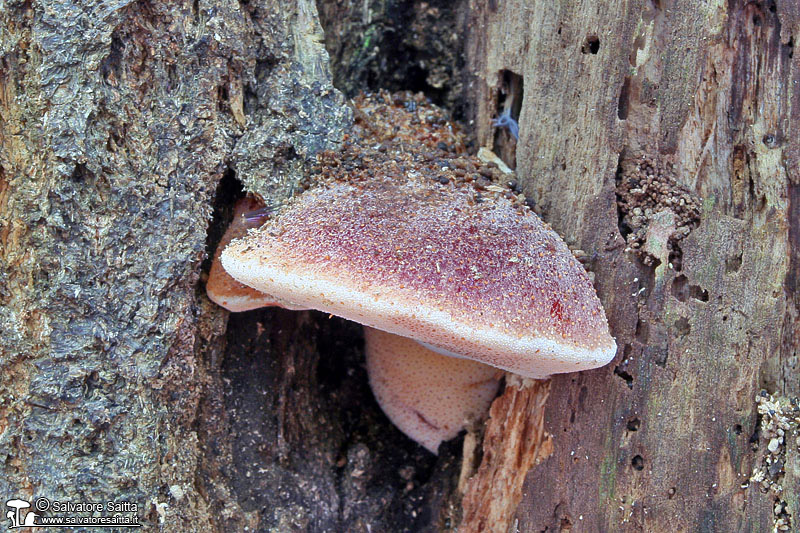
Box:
[491,69,522,169]
[786,182,799,304]
[217,306,458,531]
[203,168,244,275]
[316,0,469,115]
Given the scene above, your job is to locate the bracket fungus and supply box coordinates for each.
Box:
[207,197,305,312]
[207,92,616,453]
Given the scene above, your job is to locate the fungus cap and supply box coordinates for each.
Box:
[221,172,616,378]
[207,197,305,312]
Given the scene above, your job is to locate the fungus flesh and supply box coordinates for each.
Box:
[365,327,501,454]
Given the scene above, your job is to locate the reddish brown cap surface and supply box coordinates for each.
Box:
[221,173,616,377]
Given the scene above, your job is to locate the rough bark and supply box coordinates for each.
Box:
[0,0,352,530]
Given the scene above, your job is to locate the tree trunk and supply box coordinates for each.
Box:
[1,1,797,532]
[462,1,799,531]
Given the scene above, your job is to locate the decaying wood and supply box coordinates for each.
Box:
[460,377,552,533]
[464,1,799,531]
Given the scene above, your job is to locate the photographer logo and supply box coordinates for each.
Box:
[5,498,141,529]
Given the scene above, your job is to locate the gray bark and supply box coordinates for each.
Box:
[0,0,352,530]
